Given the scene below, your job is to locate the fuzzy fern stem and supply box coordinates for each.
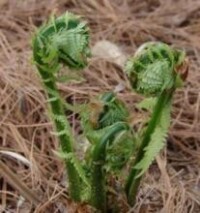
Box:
[32,12,90,202]
[90,122,129,212]
[125,90,173,205]
[39,69,82,201]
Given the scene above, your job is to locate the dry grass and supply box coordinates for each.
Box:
[0,0,200,212]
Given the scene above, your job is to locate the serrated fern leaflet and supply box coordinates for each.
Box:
[134,100,171,177]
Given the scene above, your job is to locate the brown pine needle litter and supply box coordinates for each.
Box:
[0,0,200,212]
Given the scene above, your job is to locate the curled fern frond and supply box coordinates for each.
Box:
[32,12,91,202]
[81,92,130,148]
[82,92,129,133]
[125,42,188,206]
[105,130,135,173]
[89,122,130,212]
[98,92,129,129]
[80,92,133,211]
[33,12,90,71]
[125,42,188,96]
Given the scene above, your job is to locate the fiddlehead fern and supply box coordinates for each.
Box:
[32,12,90,201]
[81,92,133,212]
[82,92,129,135]
[125,42,187,95]
[33,12,90,70]
[125,42,188,205]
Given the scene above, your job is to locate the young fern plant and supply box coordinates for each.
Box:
[124,42,188,205]
[32,12,133,212]
[81,92,134,212]
[32,12,188,212]
[32,12,90,202]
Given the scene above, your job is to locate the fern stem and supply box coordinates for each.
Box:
[38,68,82,201]
[125,90,173,205]
[90,122,129,212]
[32,13,91,202]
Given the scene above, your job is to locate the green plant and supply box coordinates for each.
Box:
[124,42,188,205]
[32,12,90,202]
[32,12,133,212]
[32,12,188,212]
[81,92,134,211]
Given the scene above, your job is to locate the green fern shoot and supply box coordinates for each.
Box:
[81,92,134,212]
[32,12,90,202]
[32,12,188,211]
[124,42,188,205]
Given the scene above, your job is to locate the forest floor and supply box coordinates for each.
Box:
[0,0,200,212]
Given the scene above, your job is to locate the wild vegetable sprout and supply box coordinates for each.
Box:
[32,12,90,202]
[32,12,188,212]
[124,42,188,205]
